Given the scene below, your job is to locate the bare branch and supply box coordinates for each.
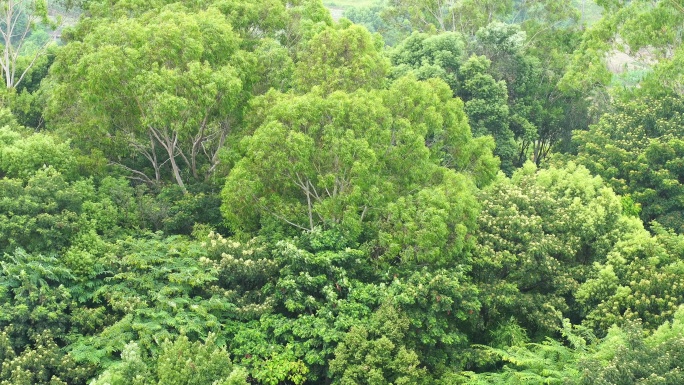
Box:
[109,162,155,185]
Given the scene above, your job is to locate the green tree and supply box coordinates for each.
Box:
[0,110,75,179]
[47,5,246,191]
[0,328,95,385]
[580,307,684,385]
[390,25,586,171]
[472,162,629,338]
[329,303,427,385]
[344,2,406,46]
[572,95,684,232]
[67,233,226,364]
[0,0,57,90]
[462,318,587,385]
[561,0,684,98]
[74,0,332,54]
[221,76,498,255]
[467,307,684,384]
[90,335,248,385]
[576,223,684,333]
[294,22,389,94]
[382,0,579,38]
[0,169,96,254]
[459,55,516,174]
[391,31,465,91]
[382,0,513,36]
[473,21,588,166]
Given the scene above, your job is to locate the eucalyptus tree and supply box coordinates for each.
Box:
[0,0,58,90]
[46,0,333,191]
[222,75,499,264]
[47,5,247,192]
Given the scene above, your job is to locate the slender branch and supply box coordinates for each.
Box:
[204,121,229,179]
[307,179,323,203]
[523,20,565,51]
[295,172,315,230]
[176,144,191,171]
[109,162,154,185]
[262,206,309,231]
[14,41,51,88]
[360,205,368,222]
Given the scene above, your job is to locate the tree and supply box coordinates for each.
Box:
[389,33,519,172]
[467,307,684,384]
[472,162,629,339]
[329,303,427,385]
[47,5,246,192]
[294,22,390,94]
[390,25,586,171]
[459,55,516,174]
[391,31,465,91]
[382,0,513,37]
[90,335,248,385]
[573,96,684,232]
[221,76,498,254]
[382,0,579,38]
[470,21,587,166]
[0,328,96,385]
[344,2,406,46]
[580,308,684,385]
[75,0,332,53]
[0,108,75,179]
[0,0,57,90]
[576,223,684,333]
[462,318,587,385]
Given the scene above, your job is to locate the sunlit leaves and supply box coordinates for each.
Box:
[574,96,684,231]
[222,76,497,266]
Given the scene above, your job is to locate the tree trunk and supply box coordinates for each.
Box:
[150,126,187,193]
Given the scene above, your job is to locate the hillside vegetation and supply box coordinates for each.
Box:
[0,0,683,384]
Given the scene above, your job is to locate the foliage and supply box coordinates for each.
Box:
[0,169,94,254]
[576,223,684,333]
[573,95,684,232]
[295,22,389,94]
[382,0,513,37]
[66,234,226,364]
[472,162,629,339]
[469,307,684,384]
[48,4,247,191]
[0,1,680,384]
[562,0,684,97]
[391,31,465,91]
[343,1,405,46]
[381,0,580,38]
[0,0,58,90]
[0,116,75,179]
[222,76,498,254]
[0,328,95,385]
[580,306,684,385]
[90,335,248,385]
[459,54,516,174]
[389,23,586,172]
[329,303,427,385]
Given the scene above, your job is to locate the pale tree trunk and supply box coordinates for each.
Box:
[3,0,13,88]
[0,0,57,90]
[149,126,188,194]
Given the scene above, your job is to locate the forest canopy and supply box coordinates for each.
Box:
[0,0,683,384]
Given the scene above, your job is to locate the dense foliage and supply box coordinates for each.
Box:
[0,0,682,383]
